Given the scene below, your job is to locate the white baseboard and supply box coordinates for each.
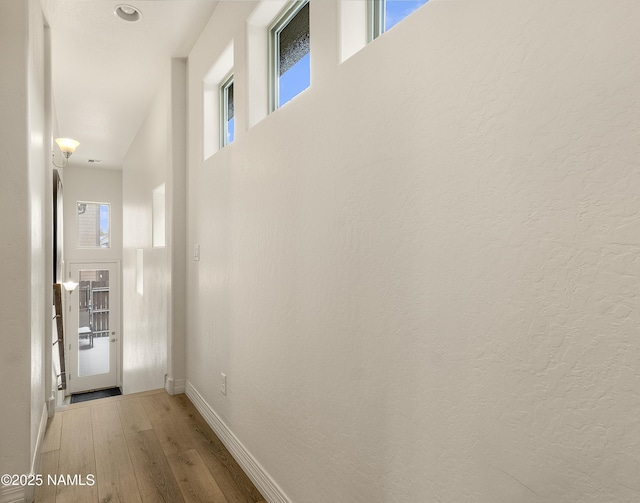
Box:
[0,485,26,503]
[46,396,56,418]
[27,403,49,502]
[165,377,186,395]
[0,403,48,503]
[185,381,290,503]
[31,404,48,474]
[174,379,186,394]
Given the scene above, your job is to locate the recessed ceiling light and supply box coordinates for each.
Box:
[114,4,142,22]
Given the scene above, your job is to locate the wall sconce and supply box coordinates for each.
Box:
[52,138,80,168]
[62,280,79,293]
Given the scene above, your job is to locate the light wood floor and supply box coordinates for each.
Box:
[35,389,266,503]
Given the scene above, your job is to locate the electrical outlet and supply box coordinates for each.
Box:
[221,372,227,395]
[193,244,200,261]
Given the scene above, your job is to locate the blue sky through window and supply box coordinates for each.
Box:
[385,0,428,31]
[227,117,235,144]
[99,204,109,247]
[224,79,234,146]
[99,205,109,233]
[279,52,310,108]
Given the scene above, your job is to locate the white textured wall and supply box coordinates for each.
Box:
[186,1,640,501]
[122,60,187,395]
[123,67,170,393]
[0,0,49,486]
[0,0,32,480]
[27,0,48,467]
[122,74,170,394]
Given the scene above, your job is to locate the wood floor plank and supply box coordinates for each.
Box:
[167,449,228,503]
[118,398,153,434]
[141,392,183,422]
[159,395,259,503]
[166,394,199,418]
[168,395,203,428]
[92,402,126,439]
[56,408,99,503]
[42,412,63,453]
[149,415,196,457]
[185,413,262,503]
[34,449,59,503]
[125,429,185,503]
[91,402,142,503]
[192,446,254,503]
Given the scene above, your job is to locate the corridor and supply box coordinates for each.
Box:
[35,390,265,502]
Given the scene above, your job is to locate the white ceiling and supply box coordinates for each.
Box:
[41,0,219,169]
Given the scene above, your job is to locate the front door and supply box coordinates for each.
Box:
[67,262,119,393]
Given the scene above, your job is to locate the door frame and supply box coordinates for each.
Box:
[65,260,121,394]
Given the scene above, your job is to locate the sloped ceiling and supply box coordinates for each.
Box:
[42,0,219,169]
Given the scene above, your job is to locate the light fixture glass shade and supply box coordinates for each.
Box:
[62,280,79,292]
[55,138,80,155]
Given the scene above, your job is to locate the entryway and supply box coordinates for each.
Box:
[66,261,120,395]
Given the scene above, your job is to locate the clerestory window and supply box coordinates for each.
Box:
[269,0,310,111]
[77,202,110,248]
[220,73,234,147]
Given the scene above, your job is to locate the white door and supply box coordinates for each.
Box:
[67,262,119,393]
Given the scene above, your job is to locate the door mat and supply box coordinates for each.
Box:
[70,387,122,404]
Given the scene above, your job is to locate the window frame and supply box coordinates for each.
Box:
[219,72,234,148]
[76,201,111,249]
[268,0,310,113]
[368,0,384,42]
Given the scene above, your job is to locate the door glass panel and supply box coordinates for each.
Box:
[78,269,110,377]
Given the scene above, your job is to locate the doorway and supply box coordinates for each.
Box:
[67,261,120,394]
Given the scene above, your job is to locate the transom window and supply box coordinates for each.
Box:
[77,202,110,248]
[269,0,310,111]
[220,73,234,147]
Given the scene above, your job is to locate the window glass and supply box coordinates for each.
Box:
[271,1,310,110]
[385,0,428,31]
[279,52,310,107]
[77,202,110,248]
[202,41,233,159]
[221,75,234,146]
[371,0,428,39]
